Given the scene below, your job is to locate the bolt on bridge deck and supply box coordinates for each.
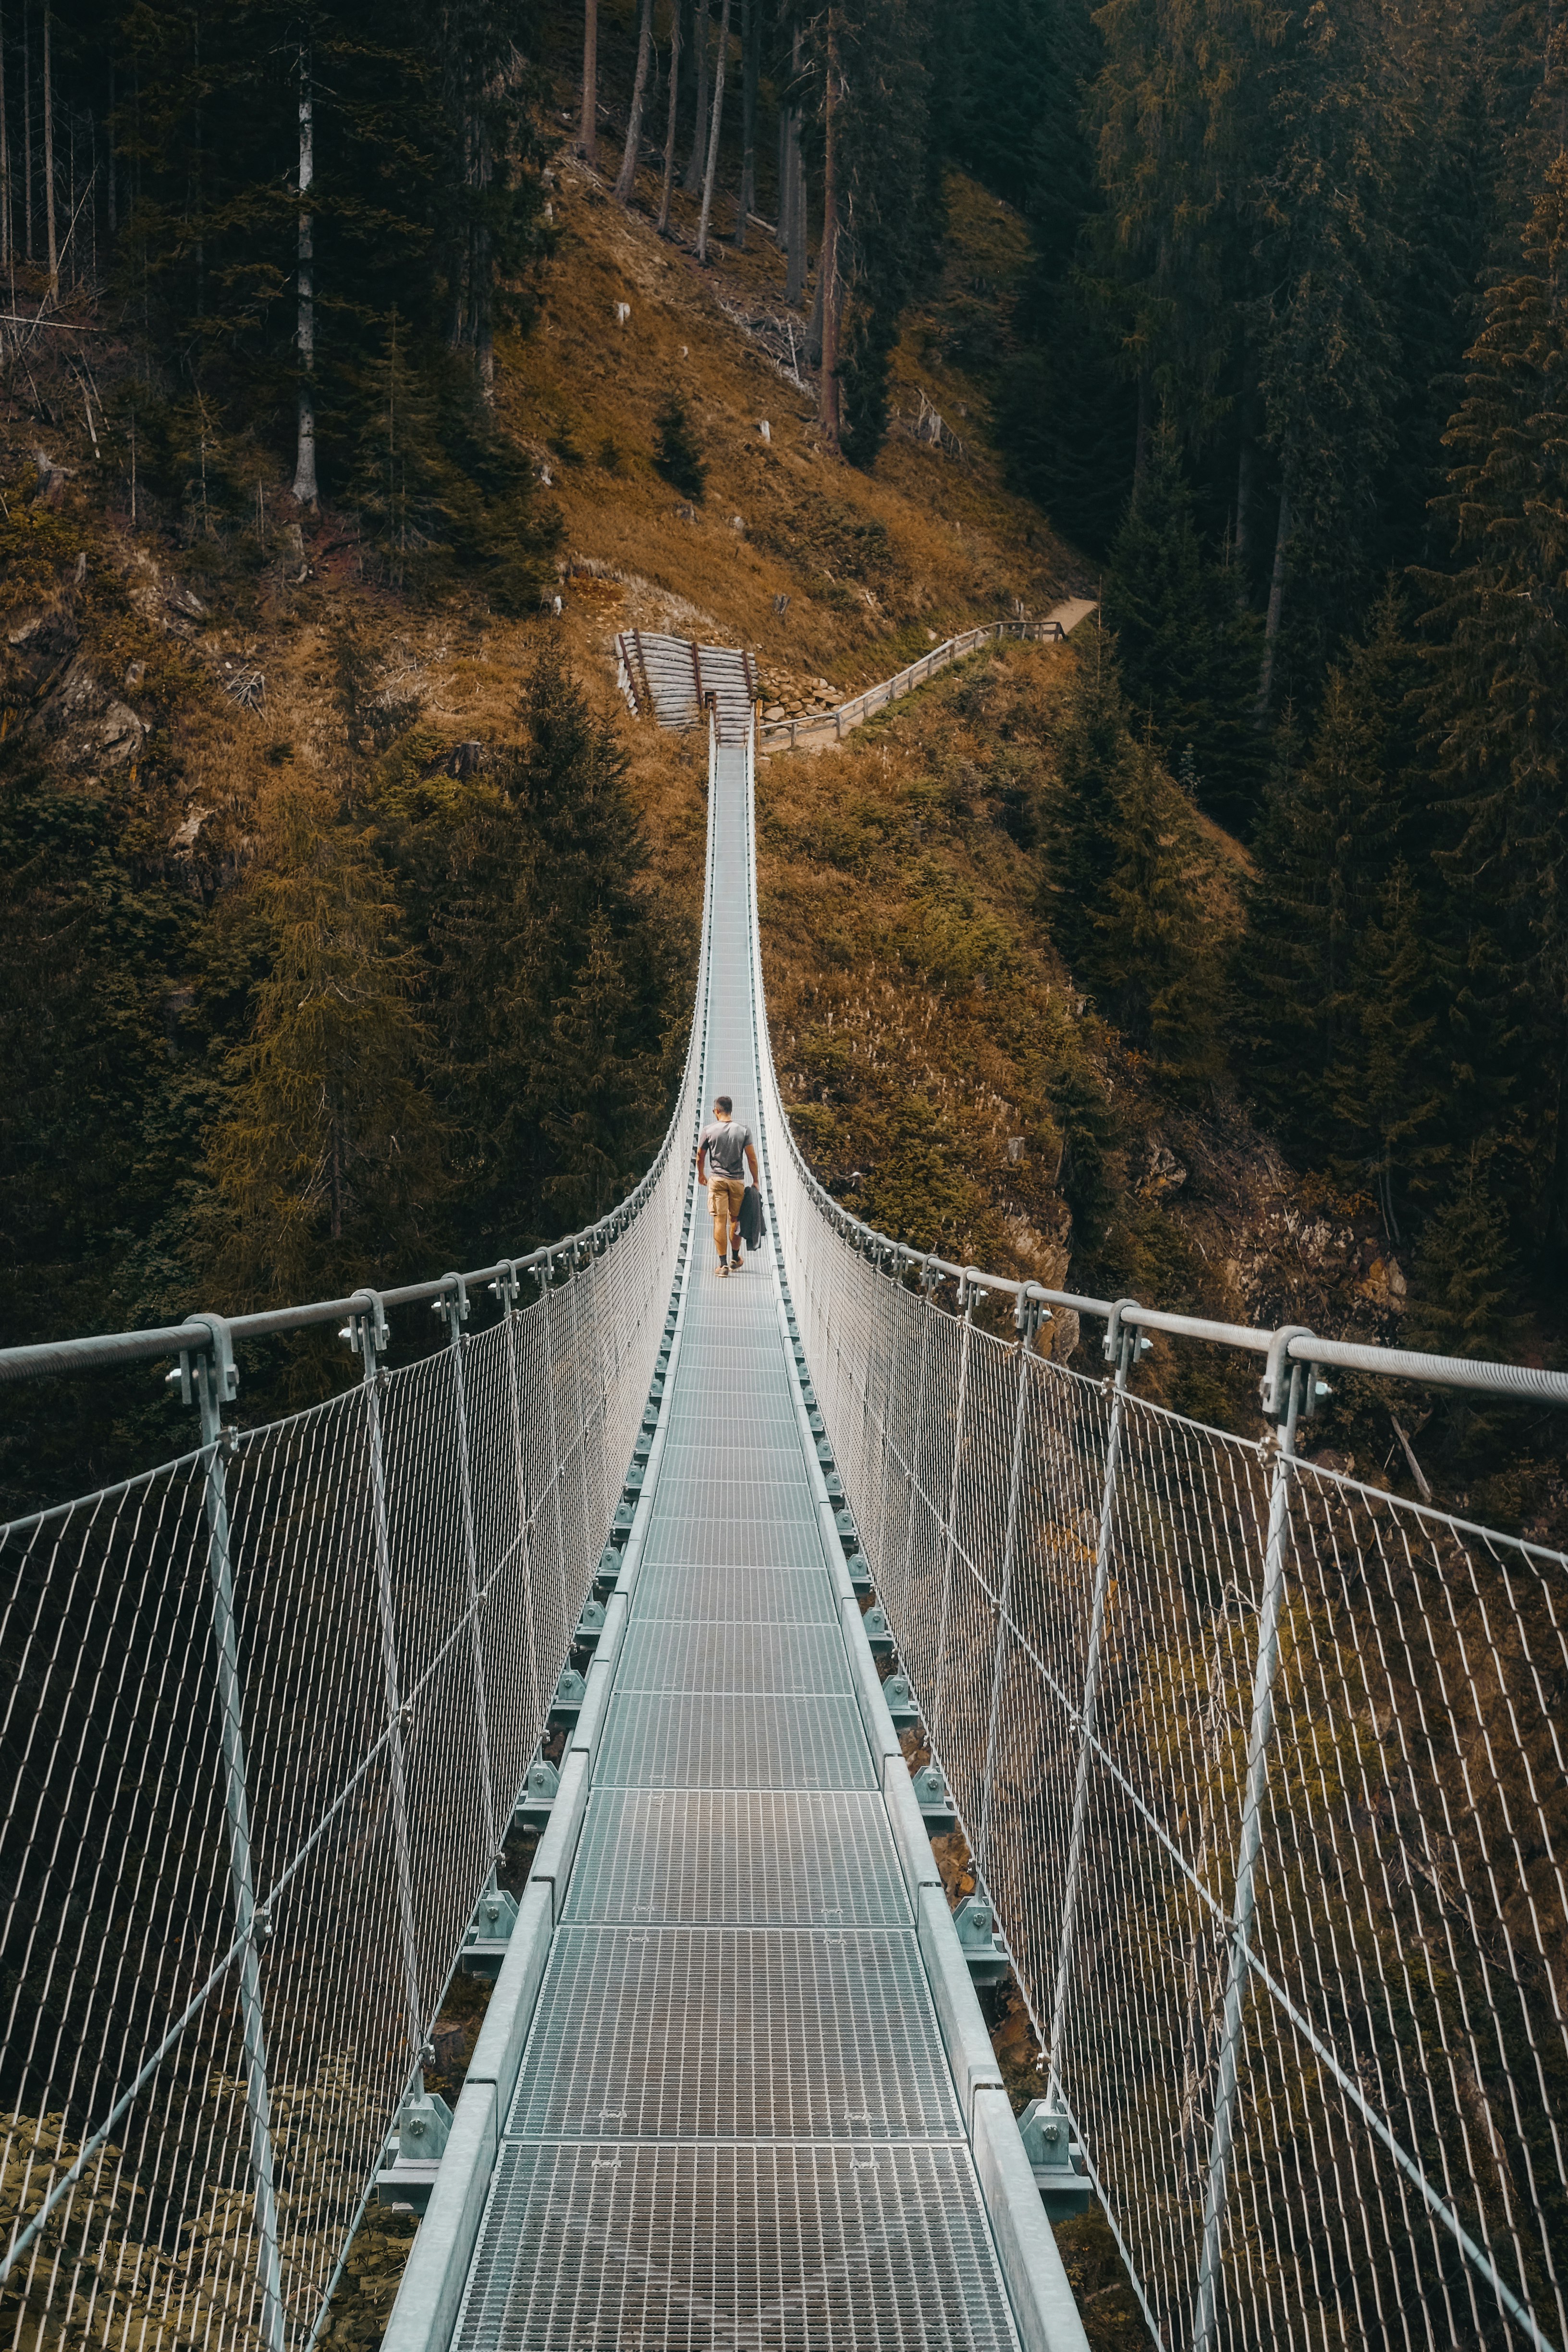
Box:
[384,734,1086,2352]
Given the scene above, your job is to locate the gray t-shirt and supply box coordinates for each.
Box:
[699,1119,753,1177]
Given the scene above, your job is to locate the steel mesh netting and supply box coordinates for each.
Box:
[744,734,1568,2349]
[1,1030,701,2352]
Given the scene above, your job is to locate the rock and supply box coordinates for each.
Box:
[32,657,147,773]
[125,660,147,691]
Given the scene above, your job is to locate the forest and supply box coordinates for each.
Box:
[0,0,1564,1536]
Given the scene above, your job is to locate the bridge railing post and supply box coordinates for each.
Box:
[1190,1339,1308,2351]
[977,1286,1049,1878]
[492,1260,543,1762]
[174,1315,286,2352]
[1045,1299,1144,2103]
[436,1274,498,1859]
[346,1290,427,2078]
[928,1269,982,1757]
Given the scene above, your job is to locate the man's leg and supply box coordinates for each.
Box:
[710,1180,730,1270]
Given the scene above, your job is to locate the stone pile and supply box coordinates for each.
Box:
[755,664,848,723]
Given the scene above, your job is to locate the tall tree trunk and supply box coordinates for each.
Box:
[1134,369,1151,480]
[614,0,655,204]
[818,16,840,446]
[783,33,805,307]
[475,74,494,400]
[579,0,598,166]
[1255,482,1290,718]
[1234,367,1257,596]
[0,3,11,285]
[695,0,729,261]
[684,0,709,190]
[732,0,755,245]
[42,5,54,287]
[292,50,318,506]
[656,0,683,233]
[23,5,32,265]
[106,59,115,235]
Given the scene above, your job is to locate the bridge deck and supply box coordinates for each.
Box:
[387,733,1083,2352]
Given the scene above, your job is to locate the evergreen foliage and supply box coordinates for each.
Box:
[1045,637,1225,1083]
[1101,428,1265,826]
[833,0,943,469]
[1417,151,1568,1258]
[204,798,443,1302]
[652,394,709,499]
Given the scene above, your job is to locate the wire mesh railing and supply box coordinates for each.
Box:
[747,743,1568,2352]
[0,782,713,2352]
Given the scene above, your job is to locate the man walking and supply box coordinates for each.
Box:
[696,1095,759,1276]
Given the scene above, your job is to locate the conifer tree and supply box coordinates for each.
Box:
[1102,426,1265,827]
[1233,592,1421,1151]
[1041,630,1138,976]
[205,794,442,1302]
[1419,152,1568,1254]
[1083,734,1224,1081]
[1325,862,1445,1238]
[653,393,707,497]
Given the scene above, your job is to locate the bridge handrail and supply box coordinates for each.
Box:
[767,1138,1568,1409]
[0,1020,703,1393]
[758,614,1084,750]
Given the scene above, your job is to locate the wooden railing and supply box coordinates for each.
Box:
[758,608,1094,750]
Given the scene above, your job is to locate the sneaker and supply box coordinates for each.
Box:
[717,1262,730,1278]
[729,1253,744,1271]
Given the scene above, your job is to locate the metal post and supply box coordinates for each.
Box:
[977,1288,1047,1877]
[177,1316,286,2352]
[893,1266,940,1632]
[537,1257,572,1643]
[347,1292,426,2074]
[928,1273,980,1756]
[493,1262,543,1754]
[1190,1360,1305,2351]
[1046,1302,1142,2101]
[439,1276,498,1860]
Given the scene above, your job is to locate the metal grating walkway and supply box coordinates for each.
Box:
[387,734,1087,2352]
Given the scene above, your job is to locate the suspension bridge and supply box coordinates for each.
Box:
[3,660,1567,2352]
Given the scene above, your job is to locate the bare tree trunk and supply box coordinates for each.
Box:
[695,0,729,261]
[818,16,840,446]
[23,5,33,265]
[1255,482,1290,718]
[732,0,755,245]
[0,3,11,285]
[656,0,683,233]
[106,59,116,234]
[42,5,54,288]
[684,0,709,190]
[807,234,822,360]
[615,0,655,203]
[784,34,805,307]
[578,0,598,166]
[292,50,318,506]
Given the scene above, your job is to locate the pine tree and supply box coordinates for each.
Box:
[1418,152,1568,1256]
[1041,630,1139,976]
[1102,425,1265,827]
[1325,862,1446,1238]
[205,793,443,1302]
[1405,1167,1517,1362]
[653,393,707,497]
[1083,734,1224,1081]
[1232,591,1421,1151]
[833,0,941,469]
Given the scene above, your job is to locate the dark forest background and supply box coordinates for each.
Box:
[1,0,1565,1522]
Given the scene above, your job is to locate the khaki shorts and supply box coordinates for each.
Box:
[708,1173,747,1246]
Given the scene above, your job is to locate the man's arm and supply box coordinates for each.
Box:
[697,1143,708,1183]
[746,1142,759,1182]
